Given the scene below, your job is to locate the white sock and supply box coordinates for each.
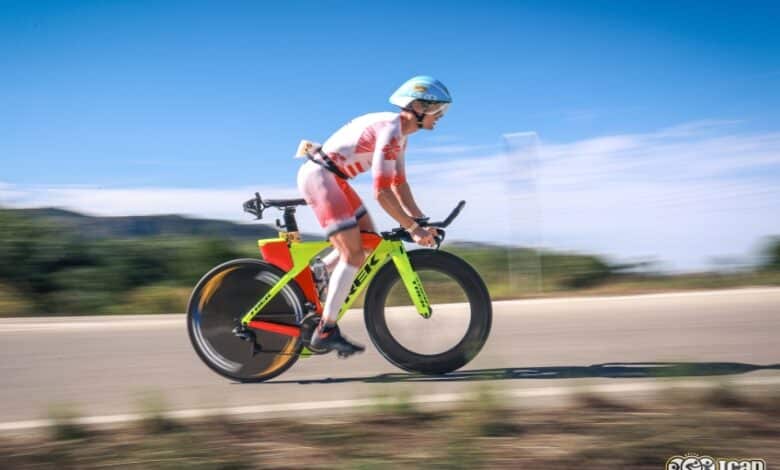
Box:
[321,261,359,325]
[322,249,340,271]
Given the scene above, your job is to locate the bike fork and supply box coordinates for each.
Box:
[391,246,433,318]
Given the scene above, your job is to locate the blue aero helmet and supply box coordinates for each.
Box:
[389,76,452,126]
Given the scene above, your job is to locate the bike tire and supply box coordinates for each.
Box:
[187,259,306,382]
[363,249,492,375]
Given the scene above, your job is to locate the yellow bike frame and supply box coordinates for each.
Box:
[240,237,432,327]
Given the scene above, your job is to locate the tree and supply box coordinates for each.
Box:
[763,237,780,271]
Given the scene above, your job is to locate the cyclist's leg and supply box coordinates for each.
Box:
[338,177,375,233]
[323,226,363,324]
[298,163,365,353]
[298,162,360,240]
[343,177,377,259]
[322,175,366,325]
[321,180,375,272]
[357,211,376,233]
[322,249,340,271]
[314,226,365,353]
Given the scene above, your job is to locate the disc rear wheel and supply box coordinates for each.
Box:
[187,259,306,382]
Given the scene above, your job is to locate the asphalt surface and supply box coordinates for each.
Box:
[1,288,778,427]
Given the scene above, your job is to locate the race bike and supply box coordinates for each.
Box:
[187,193,492,382]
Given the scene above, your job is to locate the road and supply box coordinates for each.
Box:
[0,288,778,430]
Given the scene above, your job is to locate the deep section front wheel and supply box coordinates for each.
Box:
[187,259,306,382]
[363,250,492,375]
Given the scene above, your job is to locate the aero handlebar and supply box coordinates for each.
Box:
[244,192,466,249]
[426,200,466,229]
[380,200,467,248]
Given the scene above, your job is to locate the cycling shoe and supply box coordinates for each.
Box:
[310,322,365,357]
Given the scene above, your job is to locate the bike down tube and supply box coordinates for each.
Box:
[335,240,432,320]
[390,244,432,318]
[240,239,331,326]
[335,239,396,320]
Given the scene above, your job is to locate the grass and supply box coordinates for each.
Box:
[134,390,183,435]
[106,285,192,315]
[0,283,34,316]
[2,384,777,468]
[47,403,90,441]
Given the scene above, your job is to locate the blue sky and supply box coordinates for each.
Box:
[1,0,779,270]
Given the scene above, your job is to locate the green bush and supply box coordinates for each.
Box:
[540,252,613,288]
[763,236,780,271]
[2,208,778,315]
[109,285,191,314]
[0,283,35,315]
[447,244,614,294]
[0,209,246,314]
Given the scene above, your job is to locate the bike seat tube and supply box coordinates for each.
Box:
[283,207,299,233]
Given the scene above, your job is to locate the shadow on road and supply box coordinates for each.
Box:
[265,362,780,385]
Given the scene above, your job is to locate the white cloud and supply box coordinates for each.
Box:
[529,122,780,269]
[0,184,318,233]
[2,120,779,271]
[412,144,499,155]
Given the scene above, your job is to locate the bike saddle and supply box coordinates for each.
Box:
[263,198,307,208]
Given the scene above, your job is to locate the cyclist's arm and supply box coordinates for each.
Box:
[391,182,424,219]
[376,188,416,229]
[376,190,435,246]
[380,136,424,219]
[371,127,428,239]
[372,153,415,227]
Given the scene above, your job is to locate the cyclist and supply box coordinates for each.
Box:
[297,75,452,356]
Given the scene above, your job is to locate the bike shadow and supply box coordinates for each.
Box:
[267,362,780,385]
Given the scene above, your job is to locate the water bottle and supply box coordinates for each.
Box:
[311,257,328,300]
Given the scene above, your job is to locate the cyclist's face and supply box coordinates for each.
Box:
[421,111,443,130]
[411,101,446,130]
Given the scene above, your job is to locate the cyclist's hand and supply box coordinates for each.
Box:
[425,226,440,237]
[411,227,435,247]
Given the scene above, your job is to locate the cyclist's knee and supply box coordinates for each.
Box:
[329,226,364,266]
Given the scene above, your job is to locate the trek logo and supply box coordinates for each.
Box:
[342,253,381,306]
[251,290,277,317]
[666,454,766,470]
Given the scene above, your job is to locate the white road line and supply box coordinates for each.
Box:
[504,286,780,305]
[0,319,183,333]
[2,375,778,433]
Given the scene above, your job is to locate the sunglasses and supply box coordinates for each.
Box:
[419,101,450,116]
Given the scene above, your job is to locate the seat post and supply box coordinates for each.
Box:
[283,207,298,232]
[281,207,301,242]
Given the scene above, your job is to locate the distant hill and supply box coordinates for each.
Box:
[4,207,320,240]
